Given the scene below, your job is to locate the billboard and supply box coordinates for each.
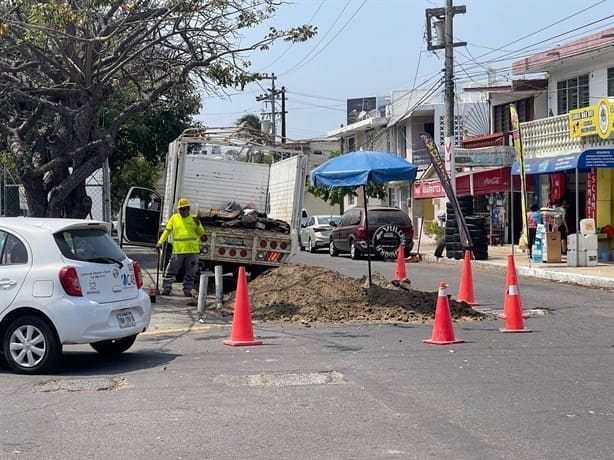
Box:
[346,97,386,124]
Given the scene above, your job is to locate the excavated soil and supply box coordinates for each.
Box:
[224,262,488,325]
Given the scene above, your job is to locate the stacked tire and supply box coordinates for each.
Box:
[444,196,488,260]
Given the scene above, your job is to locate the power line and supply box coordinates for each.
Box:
[281,0,368,77]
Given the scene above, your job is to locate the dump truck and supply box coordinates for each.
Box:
[119,127,307,279]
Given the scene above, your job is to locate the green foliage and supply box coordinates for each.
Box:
[424,220,445,242]
[111,157,159,214]
[0,0,316,217]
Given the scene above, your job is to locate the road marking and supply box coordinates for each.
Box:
[140,324,227,336]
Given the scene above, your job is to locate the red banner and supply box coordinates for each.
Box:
[585,168,596,220]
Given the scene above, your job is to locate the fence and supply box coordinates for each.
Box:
[1,162,112,222]
[1,166,26,216]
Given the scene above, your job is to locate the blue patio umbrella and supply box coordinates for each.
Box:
[310,151,418,286]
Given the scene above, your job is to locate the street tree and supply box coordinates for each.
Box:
[0,1,315,217]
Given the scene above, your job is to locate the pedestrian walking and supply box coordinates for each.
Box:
[156,198,205,297]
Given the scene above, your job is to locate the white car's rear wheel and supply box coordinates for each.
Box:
[3,316,62,374]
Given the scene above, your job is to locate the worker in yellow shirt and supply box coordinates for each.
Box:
[156,198,205,297]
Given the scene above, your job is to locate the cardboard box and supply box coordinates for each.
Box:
[545,231,561,263]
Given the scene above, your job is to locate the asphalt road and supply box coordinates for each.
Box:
[1,247,613,459]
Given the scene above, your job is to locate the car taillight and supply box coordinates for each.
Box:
[357,226,367,239]
[313,227,325,233]
[59,267,82,296]
[133,261,144,288]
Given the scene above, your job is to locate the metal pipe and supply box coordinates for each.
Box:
[215,265,224,311]
[197,271,212,322]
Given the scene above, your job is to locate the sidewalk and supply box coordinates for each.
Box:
[414,236,614,290]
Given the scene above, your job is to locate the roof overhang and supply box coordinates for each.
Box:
[512,28,614,75]
[326,117,388,138]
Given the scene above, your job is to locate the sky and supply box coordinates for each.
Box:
[196,0,614,141]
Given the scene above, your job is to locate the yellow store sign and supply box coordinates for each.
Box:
[569,98,614,140]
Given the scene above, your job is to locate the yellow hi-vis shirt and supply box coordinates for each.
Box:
[157,213,205,254]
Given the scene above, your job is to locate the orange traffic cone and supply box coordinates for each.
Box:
[457,250,479,306]
[223,267,263,346]
[497,255,528,319]
[394,244,407,281]
[499,282,531,333]
[424,282,464,345]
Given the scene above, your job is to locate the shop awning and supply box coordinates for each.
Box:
[414,167,534,199]
[512,148,614,175]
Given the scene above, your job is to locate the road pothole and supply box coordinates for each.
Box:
[34,377,127,392]
[243,371,344,387]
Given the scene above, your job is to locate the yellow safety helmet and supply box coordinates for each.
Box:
[177,198,191,209]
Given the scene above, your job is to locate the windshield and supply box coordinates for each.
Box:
[370,211,410,226]
[319,216,341,225]
[54,228,126,263]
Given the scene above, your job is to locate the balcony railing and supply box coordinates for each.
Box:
[518,114,611,159]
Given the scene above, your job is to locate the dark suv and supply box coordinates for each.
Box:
[329,207,414,259]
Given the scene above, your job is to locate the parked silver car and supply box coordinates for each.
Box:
[299,215,341,253]
[0,218,151,374]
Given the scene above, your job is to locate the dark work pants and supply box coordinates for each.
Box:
[162,253,199,296]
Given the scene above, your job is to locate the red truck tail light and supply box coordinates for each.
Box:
[133,261,144,288]
[219,247,226,255]
[270,241,278,249]
[260,240,267,248]
[229,249,237,257]
[240,249,248,257]
[59,267,82,296]
[280,242,287,250]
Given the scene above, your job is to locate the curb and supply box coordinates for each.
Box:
[420,254,614,290]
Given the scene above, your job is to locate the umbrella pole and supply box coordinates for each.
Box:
[363,187,372,288]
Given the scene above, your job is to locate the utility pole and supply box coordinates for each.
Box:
[280,87,287,144]
[256,73,287,145]
[426,1,466,192]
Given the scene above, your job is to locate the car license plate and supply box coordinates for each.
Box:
[116,311,136,329]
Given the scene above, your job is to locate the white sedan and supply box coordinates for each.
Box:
[299,215,341,253]
[0,218,151,374]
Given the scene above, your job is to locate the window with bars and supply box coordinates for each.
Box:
[608,67,614,97]
[347,136,356,152]
[493,97,534,132]
[556,74,589,114]
[388,188,398,208]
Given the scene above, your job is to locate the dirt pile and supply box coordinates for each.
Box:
[224,263,488,324]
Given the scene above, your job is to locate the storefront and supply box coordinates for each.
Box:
[413,167,535,244]
[512,148,614,259]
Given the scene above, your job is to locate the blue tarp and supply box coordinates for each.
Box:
[310,151,418,187]
[512,148,614,175]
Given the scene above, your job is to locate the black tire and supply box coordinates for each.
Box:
[350,240,361,260]
[3,315,62,374]
[299,237,305,251]
[90,334,137,356]
[329,240,339,257]
[308,239,316,253]
[465,216,485,226]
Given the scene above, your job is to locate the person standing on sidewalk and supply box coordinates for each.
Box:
[156,198,205,297]
[527,204,541,258]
